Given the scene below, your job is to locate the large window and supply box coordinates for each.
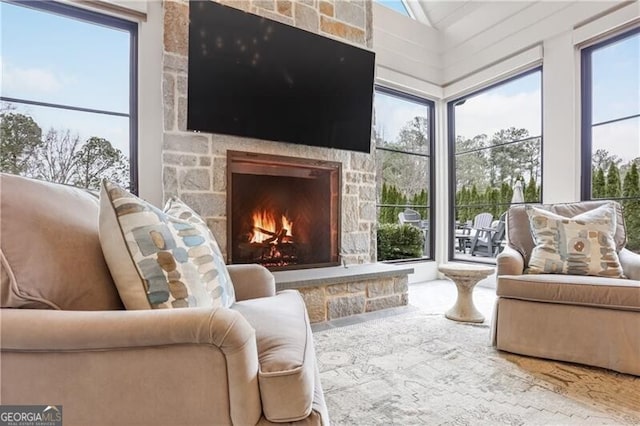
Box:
[0,0,138,191]
[374,87,435,261]
[448,69,543,262]
[582,27,640,254]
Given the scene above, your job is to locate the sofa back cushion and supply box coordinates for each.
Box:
[507,200,626,265]
[0,173,123,310]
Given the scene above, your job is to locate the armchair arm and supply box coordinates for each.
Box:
[1,308,261,426]
[620,248,640,281]
[1,307,250,351]
[496,245,525,276]
[228,264,276,301]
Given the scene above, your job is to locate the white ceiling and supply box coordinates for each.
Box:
[410,1,540,31]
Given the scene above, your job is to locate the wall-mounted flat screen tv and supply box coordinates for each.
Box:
[187,1,375,153]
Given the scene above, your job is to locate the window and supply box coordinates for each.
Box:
[374,87,435,261]
[374,0,411,17]
[581,27,640,254]
[448,69,543,262]
[0,0,138,192]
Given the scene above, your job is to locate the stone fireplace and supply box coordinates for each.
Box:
[227,151,341,269]
[162,0,376,267]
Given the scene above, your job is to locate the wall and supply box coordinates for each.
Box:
[161,0,377,264]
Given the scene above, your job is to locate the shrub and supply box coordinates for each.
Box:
[377,224,424,261]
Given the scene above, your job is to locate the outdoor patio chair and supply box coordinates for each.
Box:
[470,212,506,257]
[456,212,494,253]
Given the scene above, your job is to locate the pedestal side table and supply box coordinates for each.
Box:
[438,263,494,323]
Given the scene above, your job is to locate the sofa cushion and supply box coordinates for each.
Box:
[497,274,640,311]
[525,203,624,278]
[99,181,235,309]
[508,200,626,264]
[0,173,123,310]
[233,290,315,423]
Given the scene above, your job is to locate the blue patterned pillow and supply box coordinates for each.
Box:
[99,181,235,309]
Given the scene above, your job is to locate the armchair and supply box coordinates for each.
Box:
[0,173,328,425]
[492,200,640,376]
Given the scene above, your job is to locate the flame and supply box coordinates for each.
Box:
[250,210,293,244]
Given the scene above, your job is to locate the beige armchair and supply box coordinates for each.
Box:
[492,200,640,376]
[0,173,328,425]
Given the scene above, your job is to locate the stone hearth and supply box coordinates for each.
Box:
[273,263,413,323]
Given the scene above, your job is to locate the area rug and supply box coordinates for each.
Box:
[313,311,640,425]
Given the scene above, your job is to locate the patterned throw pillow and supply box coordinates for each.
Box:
[525,203,624,278]
[99,181,235,309]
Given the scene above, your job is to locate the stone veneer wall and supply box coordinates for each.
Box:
[162,0,376,264]
[298,276,409,323]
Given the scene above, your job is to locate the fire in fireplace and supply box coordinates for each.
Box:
[227,151,341,270]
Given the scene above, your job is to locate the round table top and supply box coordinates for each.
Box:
[438,263,495,277]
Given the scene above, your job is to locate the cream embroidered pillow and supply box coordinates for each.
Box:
[99,181,235,309]
[525,203,624,278]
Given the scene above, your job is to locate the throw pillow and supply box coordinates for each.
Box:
[99,181,235,309]
[525,203,624,278]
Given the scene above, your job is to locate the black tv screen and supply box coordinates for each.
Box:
[187,1,375,153]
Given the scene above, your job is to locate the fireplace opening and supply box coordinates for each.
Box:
[228,151,341,270]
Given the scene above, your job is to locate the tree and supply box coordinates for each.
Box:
[31,129,84,185]
[592,149,622,172]
[622,162,640,253]
[605,163,622,198]
[592,167,606,199]
[74,137,129,190]
[0,112,42,175]
[524,176,538,202]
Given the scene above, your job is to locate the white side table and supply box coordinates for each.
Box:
[438,263,494,323]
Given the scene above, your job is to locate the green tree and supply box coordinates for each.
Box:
[622,163,640,253]
[592,167,606,199]
[524,176,538,202]
[73,137,129,190]
[0,112,42,175]
[605,163,622,198]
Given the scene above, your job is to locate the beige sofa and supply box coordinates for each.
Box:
[0,173,328,425]
[492,200,640,376]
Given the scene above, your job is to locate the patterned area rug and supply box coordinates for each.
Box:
[313,311,640,425]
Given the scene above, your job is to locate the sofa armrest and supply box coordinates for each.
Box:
[620,248,640,281]
[1,308,261,426]
[497,245,525,276]
[228,264,276,301]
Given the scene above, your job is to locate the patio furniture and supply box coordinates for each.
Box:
[470,212,507,257]
[455,212,493,253]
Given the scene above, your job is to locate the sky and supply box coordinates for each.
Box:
[1,2,638,165]
[0,1,131,155]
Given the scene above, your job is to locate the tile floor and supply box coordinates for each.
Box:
[311,278,498,332]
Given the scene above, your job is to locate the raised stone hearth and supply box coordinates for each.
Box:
[273,263,413,323]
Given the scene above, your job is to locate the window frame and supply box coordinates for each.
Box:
[580,26,640,202]
[447,66,544,263]
[374,85,436,262]
[0,0,139,193]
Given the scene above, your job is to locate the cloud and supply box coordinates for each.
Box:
[592,117,640,164]
[0,56,64,95]
[455,90,542,139]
